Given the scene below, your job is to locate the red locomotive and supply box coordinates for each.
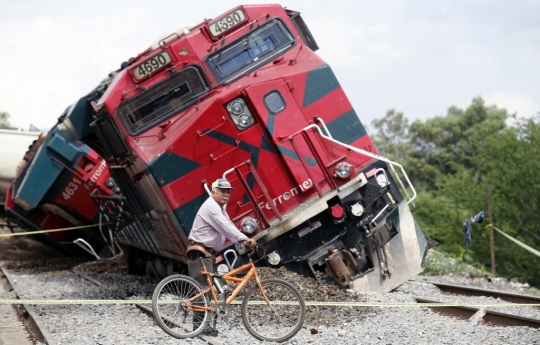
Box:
[14,4,428,291]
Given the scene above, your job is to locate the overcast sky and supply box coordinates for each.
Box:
[1,0,539,131]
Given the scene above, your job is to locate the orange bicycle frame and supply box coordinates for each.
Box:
[188,259,275,313]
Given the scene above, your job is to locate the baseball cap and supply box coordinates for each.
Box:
[211,178,234,190]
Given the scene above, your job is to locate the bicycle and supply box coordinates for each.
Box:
[151,244,306,343]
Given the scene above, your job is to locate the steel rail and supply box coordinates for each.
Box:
[415,297,540,328]
[1,267,56,345]
[422,280,540,307]
[74,271,223,345]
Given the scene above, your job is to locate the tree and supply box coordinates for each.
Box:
[370,98,540,286]
[0,110,11,129]
[408,97,508,189]
[371,109,410,159]
[370,109,427,188]
[434,116,540,285]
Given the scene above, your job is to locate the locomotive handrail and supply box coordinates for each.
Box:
[210,139,240,160]
[50,156,91,183]
[197,116,227,137]
[292,118,417,205]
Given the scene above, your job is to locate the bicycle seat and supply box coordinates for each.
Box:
[186,244,213,259]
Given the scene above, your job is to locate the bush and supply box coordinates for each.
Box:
[422,249,488,276]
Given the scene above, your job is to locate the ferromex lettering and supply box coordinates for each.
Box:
[86,160,107,188]
[259,179,312,210]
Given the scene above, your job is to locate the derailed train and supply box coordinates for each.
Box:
[4,124,118,258]
[5,4,428,292]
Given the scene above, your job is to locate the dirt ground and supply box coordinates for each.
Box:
[257,266,370,325]
[0,217,65,262]
[72,253,126,273]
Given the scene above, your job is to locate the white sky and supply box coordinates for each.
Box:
[1,0,539,131]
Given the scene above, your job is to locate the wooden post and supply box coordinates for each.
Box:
[486,185,496,277]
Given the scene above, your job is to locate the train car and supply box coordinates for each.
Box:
[55,4,426,292]
[4,113,119,258]
[0,129,41,206]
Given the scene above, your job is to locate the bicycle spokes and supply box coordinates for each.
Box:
[241,278,306,342]
[152,275,210,339]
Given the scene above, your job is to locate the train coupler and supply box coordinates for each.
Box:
[324,248,358,288]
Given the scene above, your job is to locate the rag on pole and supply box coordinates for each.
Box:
[464,211,485,247]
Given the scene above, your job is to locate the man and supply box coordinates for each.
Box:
[186,178,256,336]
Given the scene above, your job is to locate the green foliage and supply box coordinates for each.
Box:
[371,97,540,287]
[408,97,508,190]
[371,109,411,160]
[0,110,11,129]
[423,249,488,276]
[370,109,431,189]
[433,115,540,286]
[413,190,470,253]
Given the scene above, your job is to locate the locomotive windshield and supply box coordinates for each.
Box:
[118,66,209,134]
[207,19,294,82]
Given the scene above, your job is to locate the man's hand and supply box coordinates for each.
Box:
[245,238,256,248]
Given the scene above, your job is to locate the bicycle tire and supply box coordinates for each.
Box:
[151,274,209,339]
[241,278,306,342]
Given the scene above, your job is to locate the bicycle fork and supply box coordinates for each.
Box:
[254,276,276,313]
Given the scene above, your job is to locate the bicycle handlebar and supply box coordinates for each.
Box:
[247,243,266,262]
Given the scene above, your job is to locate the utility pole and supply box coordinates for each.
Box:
[486,185,496,277]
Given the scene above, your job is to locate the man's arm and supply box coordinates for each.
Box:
[203,207,248,243]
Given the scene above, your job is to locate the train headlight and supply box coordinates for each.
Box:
[241,218,258,234]
[267,251,281,266]
[105,177,121,193]
[229,101,244,115]
[334,162,352,179]
[227,98,254,130]
[237,114,252,128]
[350,202,364,217]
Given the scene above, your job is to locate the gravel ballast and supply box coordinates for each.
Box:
[2,258,539,345]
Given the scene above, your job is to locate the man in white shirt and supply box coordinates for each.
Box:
[188,178,255,253]
[186,178,256,335]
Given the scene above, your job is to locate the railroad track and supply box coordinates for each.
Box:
[1,215,61,345]
[1,267,54,345]
[2,268,222,345]
[422,280,540,306]
[1,267,223,345]
[415,297,540,328]
[414,280,540,328]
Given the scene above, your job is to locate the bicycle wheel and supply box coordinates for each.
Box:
[241,278,306,342]
[151,274,209,339]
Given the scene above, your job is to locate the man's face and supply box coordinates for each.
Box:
[212,188,231,206]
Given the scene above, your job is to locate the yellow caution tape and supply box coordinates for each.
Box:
[0,299,152,305]
[0,299,539,307]
[0,223,109,237]
[492,226,540,258]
